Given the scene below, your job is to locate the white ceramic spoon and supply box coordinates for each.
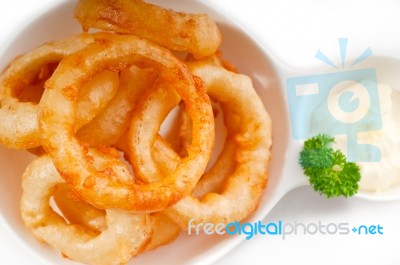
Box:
[0,1,399,265]
[274,55,400,203]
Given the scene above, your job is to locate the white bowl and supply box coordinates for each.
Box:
[0,0,288,264]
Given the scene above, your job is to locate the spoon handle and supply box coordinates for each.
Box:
[262,139,309,212]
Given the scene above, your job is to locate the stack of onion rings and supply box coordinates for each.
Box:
[39,33,215,212]
[129,58,272,227]
[0,0,273,264]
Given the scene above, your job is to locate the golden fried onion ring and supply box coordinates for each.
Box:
[54,183,180,253]
[167,101,237,199]
[75,66,185,251]
[0,33,119,149]
[143,213,181,252]
[129,61,272,227]
[74,0,221,58]
[53,184,107,232]
[77,65,157,146]
[74,70,119,130]
[20,155,151,265]
[39,33,214,212]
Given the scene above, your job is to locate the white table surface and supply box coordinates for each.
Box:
[1,0,400,265]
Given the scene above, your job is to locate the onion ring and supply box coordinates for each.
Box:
[142,213,181,252]
[53,184,106,232]
[38,33,214,212]
[54,183,180,253]
[18,62,58,103]
[129,60,272,227]
[171,100,237,198]
[0,33,118,149]
[74,0,221,58]
[175,102,192,157]
[20,155,151,265]
[26,69,119,156]
[74,70,119,130]
[77,65,157,146]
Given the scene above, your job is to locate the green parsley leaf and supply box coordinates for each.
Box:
[299,134,361,198]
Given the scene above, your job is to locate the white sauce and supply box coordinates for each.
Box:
[331,84,400,192]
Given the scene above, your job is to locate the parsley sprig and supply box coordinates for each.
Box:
[299,134,361,198]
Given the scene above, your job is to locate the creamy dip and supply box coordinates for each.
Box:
[332,84,400,192]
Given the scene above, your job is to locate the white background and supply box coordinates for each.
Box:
[1,0,400,264]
